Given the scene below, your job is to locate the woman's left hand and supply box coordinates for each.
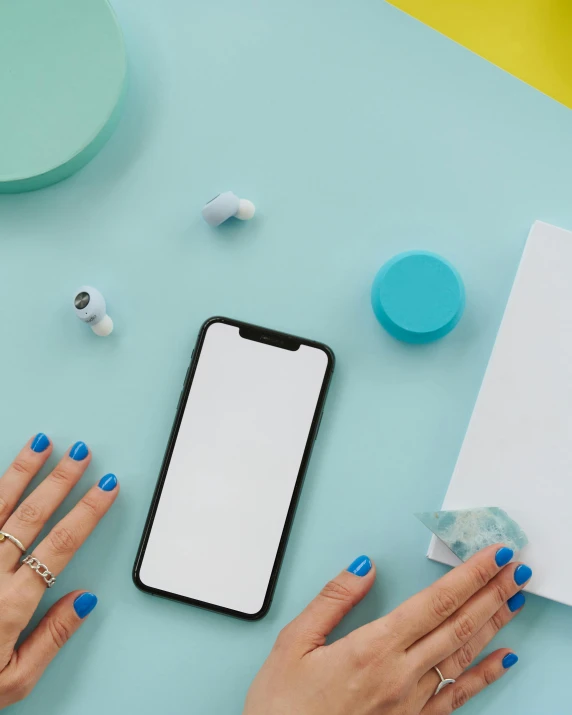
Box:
[0,434,119,709]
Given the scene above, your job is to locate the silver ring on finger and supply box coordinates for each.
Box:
[0,531,26,553]
[433,667,456,696]
[21,555,56,588]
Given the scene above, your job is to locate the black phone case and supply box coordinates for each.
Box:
[132,316,335,620]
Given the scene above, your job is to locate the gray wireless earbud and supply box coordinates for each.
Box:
[202,191,256,227]
[73,286,113,336]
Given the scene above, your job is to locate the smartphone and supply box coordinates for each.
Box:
[133,317,334,620]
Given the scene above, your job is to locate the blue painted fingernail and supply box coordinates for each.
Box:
[514,564,532,586]
[98,473,117,491]
[31,433,50,453]
[495,547,514,567]
[73,592,98,619]
[502,653,518,669]
[69,441,89,461]
[507,592,526,612]
[347,555,372,577]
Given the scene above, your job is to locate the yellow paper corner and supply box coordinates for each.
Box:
[388,0,572,109]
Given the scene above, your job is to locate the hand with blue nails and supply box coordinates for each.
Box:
[245,545,529,715]
[0,435,119,708]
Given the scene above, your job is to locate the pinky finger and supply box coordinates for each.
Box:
[6,591,97,697]
[421,649,518,715]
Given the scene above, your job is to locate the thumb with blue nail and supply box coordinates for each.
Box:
[12,590,98,692]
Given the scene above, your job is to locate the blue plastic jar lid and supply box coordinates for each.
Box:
[371,251,465,344]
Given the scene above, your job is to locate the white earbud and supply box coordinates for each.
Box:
[73,286,114,336]
[202,191,256,227]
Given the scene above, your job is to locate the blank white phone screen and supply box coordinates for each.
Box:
[139,322,329,616]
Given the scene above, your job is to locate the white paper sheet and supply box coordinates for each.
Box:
[428,221,572,606]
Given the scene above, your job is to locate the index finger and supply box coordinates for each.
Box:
[383,544,514,649]
[14,474,119,610]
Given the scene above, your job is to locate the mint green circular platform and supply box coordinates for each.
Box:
[0,0,126,193]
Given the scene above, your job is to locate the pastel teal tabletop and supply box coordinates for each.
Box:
[1,1,571,714]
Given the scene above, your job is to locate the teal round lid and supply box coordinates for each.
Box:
[371,251,465,344]
[0,0,126,193]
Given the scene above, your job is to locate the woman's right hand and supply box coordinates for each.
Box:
[245,545,530,715]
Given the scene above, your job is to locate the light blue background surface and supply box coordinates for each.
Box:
[1,1,571,713]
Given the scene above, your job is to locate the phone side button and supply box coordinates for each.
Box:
[314,412,324,441]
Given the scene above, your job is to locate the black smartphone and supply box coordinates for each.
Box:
[133,317,334,620]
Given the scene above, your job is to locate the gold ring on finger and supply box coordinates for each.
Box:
[0,531,26,553]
